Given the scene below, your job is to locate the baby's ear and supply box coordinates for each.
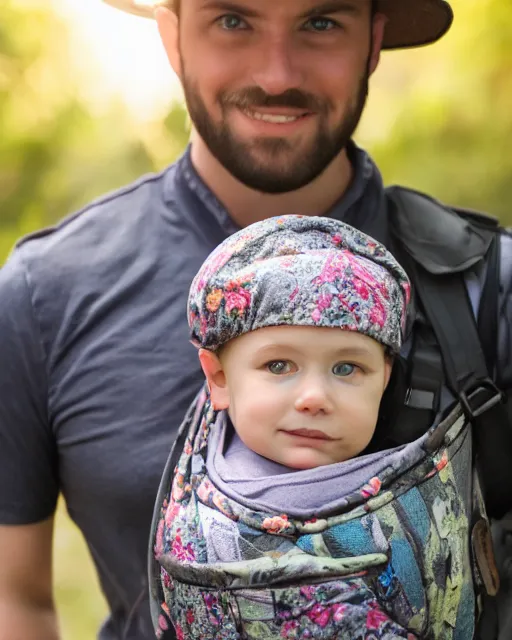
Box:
[198,349,230,410]
[383,353,394,390]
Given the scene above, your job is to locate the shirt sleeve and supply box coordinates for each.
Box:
[0,250,58,524]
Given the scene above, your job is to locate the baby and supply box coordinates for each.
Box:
[152,214,414,640]
[189,214,410,477]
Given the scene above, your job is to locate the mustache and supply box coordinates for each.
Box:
[221,87,326,112]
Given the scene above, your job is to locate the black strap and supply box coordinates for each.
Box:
[403,255,512,519]
[478,235,500,379]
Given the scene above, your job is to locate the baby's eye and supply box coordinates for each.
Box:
[332,362,356,377]
[266,361,292,375]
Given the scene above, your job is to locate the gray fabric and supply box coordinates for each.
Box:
[207,417,404,518]
[0,142,386,640]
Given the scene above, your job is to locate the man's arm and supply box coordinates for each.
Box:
[0,518,59,640]
[0,252,60,638]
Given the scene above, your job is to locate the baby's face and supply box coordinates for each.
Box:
[200,325,391,469]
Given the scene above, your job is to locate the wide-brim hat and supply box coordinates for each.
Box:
[102,0,453,50]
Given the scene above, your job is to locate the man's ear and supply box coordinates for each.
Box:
[198,349,230,410]
[368,12,387,75]
[155,7,182,79]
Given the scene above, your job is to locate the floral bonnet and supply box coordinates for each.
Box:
[188,215,411,354]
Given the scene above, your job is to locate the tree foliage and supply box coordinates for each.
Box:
[0,0,168,261]
[360,0,512,222]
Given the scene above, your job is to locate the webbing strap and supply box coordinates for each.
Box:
[478,236,500,379]
[404,256,512,519]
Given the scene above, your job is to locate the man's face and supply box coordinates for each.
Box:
[172,0,383,193]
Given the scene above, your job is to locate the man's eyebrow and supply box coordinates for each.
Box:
[300,1,362,19]
[199,0,261,17]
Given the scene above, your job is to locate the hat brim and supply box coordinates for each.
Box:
[102,0,453,50]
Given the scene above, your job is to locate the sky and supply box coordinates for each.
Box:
[52,0,183,120]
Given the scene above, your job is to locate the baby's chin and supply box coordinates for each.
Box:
[277,448,351,470]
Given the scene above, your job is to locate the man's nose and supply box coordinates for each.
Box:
[251,35,305,96]
[294,378,333,416]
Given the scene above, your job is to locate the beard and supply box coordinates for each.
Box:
[181,64,370,194]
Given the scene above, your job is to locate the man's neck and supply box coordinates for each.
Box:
[190,136,354,228]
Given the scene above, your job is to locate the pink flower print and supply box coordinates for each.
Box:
[300,585,316,601]
[262,514,291,534]
[332,603,347,622]
[161,568,172,589]
[366,606,391,630]
[317,292,333,311]
[203,593,221,625]
[186,609,195,625]
[361,476,382,499]
[369,301,386,328]
[197,477,214,503]
[164,500,181,528]
[280,619,300,638]
[171,532,196,562]
[332,233,344,247]
[175,623,185,640]
[311,308,322,323]
[158,614,169,631]
[307,603,331,627]
[224,287,251,314]
[352,278,370,300]
[154,519,165,559]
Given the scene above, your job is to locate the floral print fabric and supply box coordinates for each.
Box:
[188,215,410,353]
[152,388,479,640]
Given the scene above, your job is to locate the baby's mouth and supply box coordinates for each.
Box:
[282,428,334,441]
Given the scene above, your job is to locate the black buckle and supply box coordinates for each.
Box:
[458,379,505,421]
[404,388,436,411]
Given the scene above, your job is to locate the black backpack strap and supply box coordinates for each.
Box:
[402,255,512,519]
[478,234,500,378]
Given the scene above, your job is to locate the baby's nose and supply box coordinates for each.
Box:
[294,384,332,415]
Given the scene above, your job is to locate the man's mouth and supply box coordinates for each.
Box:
[283,428,334,441]
[241,108,311,124]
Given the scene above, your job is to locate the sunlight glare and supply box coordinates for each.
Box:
[51,0,182,121]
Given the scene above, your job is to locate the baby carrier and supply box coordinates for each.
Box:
[149,188,512,640]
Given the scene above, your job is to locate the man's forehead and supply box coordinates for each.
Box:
[191,0,369,17]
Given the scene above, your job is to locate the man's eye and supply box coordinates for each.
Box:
[332,363,356,377]
[303,17,339,32]
[266,361,291,375]
[217,14,247,30]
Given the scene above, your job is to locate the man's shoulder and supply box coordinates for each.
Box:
[385,185,502,275]
[1,162,185,325]
[15,163,178,265]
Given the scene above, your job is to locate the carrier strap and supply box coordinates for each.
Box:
[400,249,512,520]
[478,234,500,379]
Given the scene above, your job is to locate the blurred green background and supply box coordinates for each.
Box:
[1,0,511,637]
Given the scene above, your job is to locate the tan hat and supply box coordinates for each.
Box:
[102,0,453,50]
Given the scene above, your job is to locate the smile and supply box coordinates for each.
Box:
[282,428,334,441]
[242,109,310,124]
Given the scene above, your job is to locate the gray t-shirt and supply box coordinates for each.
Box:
[0,144,388,639]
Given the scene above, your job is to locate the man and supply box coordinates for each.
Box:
[0,1,510,639]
